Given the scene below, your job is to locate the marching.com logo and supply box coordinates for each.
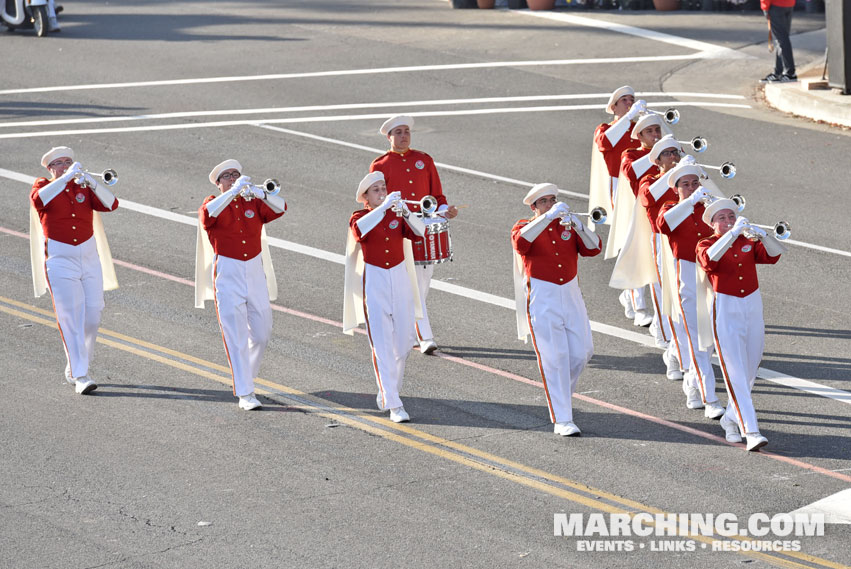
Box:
[554,512,825,553]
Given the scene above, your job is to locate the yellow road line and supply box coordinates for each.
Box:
[1,296,845,569]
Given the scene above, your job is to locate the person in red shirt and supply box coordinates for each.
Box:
[592,86,643,210]
[199,159,286,410]
[697,200,784,451]
[345,171,426,423]
[615,112,668,328]
[30,146,119,395]
[512,184,602,437]
[370,115,457,356]
[657,163,724,419]
[759,0,797,83]
[637,136,688,380]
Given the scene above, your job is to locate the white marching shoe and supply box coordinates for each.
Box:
[746,433,768,452]
[554,422,581,437]
[389,406,410,423]
[74,376,97,395]
[618,290,635,320]
[419,338,438,355]
[720,414,742,443]
[662,350,683,381]
[633,308,653,328]
[683,382,704,410]
[704,401,725,420]
[238,393,262,411]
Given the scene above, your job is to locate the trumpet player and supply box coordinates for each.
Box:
[29,146,119,395]
[511,184,601,437]
[591,86,642,211]
[370,115,457,356]
[198,160,286,411]
[613,112,668,328]
[657,163,725,419]
[343,172,425,423]
[696,201,785,451]
[637,136,688,378]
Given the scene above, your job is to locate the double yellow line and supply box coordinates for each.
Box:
[1,295,845,569]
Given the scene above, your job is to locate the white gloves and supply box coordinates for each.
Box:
[545,201,569,220]
[380,191,402,211]
[730,216,749,237]
[686,187,708,206]
[568,213,584,231]
[249,186,265,200]
[679,154,697,166]
[748,225,767,239]
[626,99,647,120]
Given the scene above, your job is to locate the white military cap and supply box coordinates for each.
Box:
[630,113,667,140]
[605,86,635,115]
[702,198,738,225]
[648,134,682,161]
[666,163,703,189]
[41,146,74,168]
[209,159,243,185]
[379,115,414,136]
[523,183,558,206]
[356,171,385,203]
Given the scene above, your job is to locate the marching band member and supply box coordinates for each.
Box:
[343,172,425,423]
[589,86,644,324]
[512,184,601,437]
[657,164,725,419]
[638,136,687,378]
[370,115,457,355]
[610,113,669,328]
[197,160,286,411]
[30,146,119,395]
[697,201,785,451]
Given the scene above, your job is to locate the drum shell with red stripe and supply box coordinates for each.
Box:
[411,215,453,265]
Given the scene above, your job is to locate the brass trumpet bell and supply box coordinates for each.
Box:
[664,108,680,125]
[101,169,118,186]
[773,221,792,240]
[263,178,281,196]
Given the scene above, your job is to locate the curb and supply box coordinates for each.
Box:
[763,82,851,128]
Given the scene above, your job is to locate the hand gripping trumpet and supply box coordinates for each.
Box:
[73,168,118,188]
[235,177,281,201]
[555,205,608,228]
[401,195,440,217]
[745,220,792,241]
[698,161,737,179]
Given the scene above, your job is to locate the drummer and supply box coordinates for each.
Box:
[370,115,458,355]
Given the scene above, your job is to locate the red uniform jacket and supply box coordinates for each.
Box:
[31,178,119,246]
[511,218,601,286]
[638,172,678,234]
[350,209,419,269]
[697,234,780,298]
[370,149,446,213]
[200,195,284,260]
[594,121,640,178]
[657,201,712,263]
[620,147,657,197]
[761,0,794,9]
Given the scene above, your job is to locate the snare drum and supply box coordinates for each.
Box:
[411,215,453,266]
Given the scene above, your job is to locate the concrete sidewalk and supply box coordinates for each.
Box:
[762,28,851,129]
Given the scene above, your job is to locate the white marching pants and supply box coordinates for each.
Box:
[627,286,648,312]
[713,291,764,435]
[526,277,593,424]
[675,259,718,403]
[214,255,272,397]
[45,237,104,379]
[363,263,415,411]
[413,263,435,342]
[651,233,681,365]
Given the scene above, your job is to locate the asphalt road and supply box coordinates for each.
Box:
[1,2,848,568]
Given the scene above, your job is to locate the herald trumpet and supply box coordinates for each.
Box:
[678,136,708,153]
[699,161,736,179]
[749,221,792,241]
[648,107,680,125]
[237,177,280,201]
[74,168,118,188]
[262,178,281,197]
[557,207,608,227]
[402,195,440,216]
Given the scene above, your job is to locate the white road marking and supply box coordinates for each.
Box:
[515,11,750,60]
[0,101,751,140]
[789,489,851,524]
[2,167,848,405]
[0,91,746,130]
